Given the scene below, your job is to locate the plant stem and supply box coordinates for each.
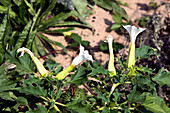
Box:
[82,83,98,99]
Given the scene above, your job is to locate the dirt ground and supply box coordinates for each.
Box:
[43,0,169,69]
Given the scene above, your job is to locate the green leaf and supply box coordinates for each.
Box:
[72,0,87,17]
[102,107,110,113]
[38,0,57,22]
[66,99,93,113]
[16,96,28,106]
[112,3,128,20]
[81,41,90,47]
[54,21,92,29]
[71,33,82,43]
[0,91,17,101]
[89,64,108,76]
[94,88,110,103]
[70,66,87,84]
[127,85,148,103]
[142,96,170,113]
[93,0,113,11]
[100,41,124,53]
[34,36,47,57]
[38,33,67,52]
[116,0,129,6]
[135,42,158,60]
[0,65,16,92]
[111,23,121,30]
[13,0,21,6]
[24,0,35,15]
[0,15,7,64]
[26,104,48,113]
[15,20,32,49]
[152,68,170,87]
[6,51,34,75]
[43,27,74,34]
[15,83,47,97]
[39,11,74,31]
[112,13,122,24]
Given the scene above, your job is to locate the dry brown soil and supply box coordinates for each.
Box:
[43,0,169,69]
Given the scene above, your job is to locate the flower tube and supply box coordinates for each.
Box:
[104,35,116,76]
[17,47,47,77]
[55,44,93,80]
[122,25,146,68]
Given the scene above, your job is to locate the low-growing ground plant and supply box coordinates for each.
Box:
[0,24,169,113]
[0,0,170,113]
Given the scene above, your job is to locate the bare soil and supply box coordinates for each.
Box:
[43,0,169,69]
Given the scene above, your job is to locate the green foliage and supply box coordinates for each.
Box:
[100,41,124,53]
[0,0,93,63]
[92,0,129,31]
[0,15,8,64]
[135,42,158,60]
[141,96,170,113]
[152,68,170,87]
[0,0,169,112]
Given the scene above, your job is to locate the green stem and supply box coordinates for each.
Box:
[55,101,66,107]
[82,83,98,100]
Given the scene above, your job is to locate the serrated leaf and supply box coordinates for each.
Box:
[0,91,17,101]
[142,96,170,113]
[94,88,110,103]
[16,96,28,106]
[15,83,47,97]
[152,68,170,87]
[6,51,34,75]
[135,42,158,60]
[26,104,48,113]
[127,85,147,103]
[70,66,87,84]
[0,65,16,92]
[89,65,108,76]
[66,99,93,113]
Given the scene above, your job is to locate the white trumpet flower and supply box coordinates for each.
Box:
[56,44,93,80]
[105,35,116,76]
[122,25,146,44]
[17,47,47,77]
[122,25,146,68]
[72,44,93,66]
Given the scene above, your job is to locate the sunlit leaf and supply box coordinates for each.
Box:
[0,15,7,64]
[152,68,170,87]
[142,96,170,113]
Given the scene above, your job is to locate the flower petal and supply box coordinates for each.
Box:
[17,47,34,57]
[123,25,146,44]
[71,45,93,66]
